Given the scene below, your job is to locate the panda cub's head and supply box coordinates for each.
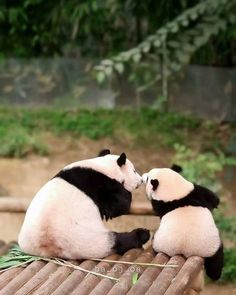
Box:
[142,165,219,215]
[142,166,193,202]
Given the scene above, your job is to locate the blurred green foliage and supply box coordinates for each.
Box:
[173,144,236,191]
[220,248,236,283]
[95,0,236,92]
[0,0,235,68]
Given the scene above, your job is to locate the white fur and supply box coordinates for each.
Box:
[19,178,114,259]
[18,154,142,259]
[153,206,221,257]
[143,168,193,202]
[65,155,142,192]
[143,168,221,258]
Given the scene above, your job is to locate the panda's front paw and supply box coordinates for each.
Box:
[133,228,150,248]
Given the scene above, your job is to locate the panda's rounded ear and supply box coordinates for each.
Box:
[171,164,183,173]
[151,179,159,191]
[98,149,111,157]
[117,153,126,167]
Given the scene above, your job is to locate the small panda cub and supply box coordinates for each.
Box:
[19,149,150,260]
[142,165,223,280]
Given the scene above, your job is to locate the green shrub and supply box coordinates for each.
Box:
[220,248,236,283]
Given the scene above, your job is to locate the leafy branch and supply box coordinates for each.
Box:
[94,0,236,91]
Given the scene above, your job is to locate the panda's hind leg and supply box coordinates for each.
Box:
[204,243,224,280]
[112,228,150,255]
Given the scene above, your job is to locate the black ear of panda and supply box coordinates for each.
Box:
[151,179,159,191]
[98,149,111,157]
[117,153,126,167]
[171,164,183,173]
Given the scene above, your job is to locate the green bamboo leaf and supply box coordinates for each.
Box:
[104,66,113,76]
[142,43,151,53]
[132,53,141,63]
[114,63,124,74]
[101,60,114,66]
[132,272,139,285]
[153,39,161,47]
[96,71,106,84]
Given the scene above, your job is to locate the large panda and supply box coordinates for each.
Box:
[18,150,150,259]
[142,166,223,280]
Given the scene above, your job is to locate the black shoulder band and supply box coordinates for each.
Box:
[151,184,219,218]
[54,166,132,220]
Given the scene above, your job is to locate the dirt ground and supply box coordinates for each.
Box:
[0,136,235,294]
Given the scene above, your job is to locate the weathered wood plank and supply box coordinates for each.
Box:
[0,261,46,295]
[33,266,73,295]
[127,252,169,295]
[0,268,23,289]
[145,255,186,295]
[90,249,142,295]
[164,256,204,295]
[70,254,119,295]
[108,248,154,295]
[52,260,97,295]
[15,262,58,295]
[0,198,154,215]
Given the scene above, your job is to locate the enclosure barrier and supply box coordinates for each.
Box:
[0,197,154,215]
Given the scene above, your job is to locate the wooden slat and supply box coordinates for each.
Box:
[0,242,204,295]
[52,260,97,295]
[70,254,119,295]
[127,252,169,295]
[15,262,58,295]
[33,266,73,295]
[0,198,29,213]
[0,261,46,295]
[108,247,154,295]
[90,248,142,295]
[129,202,154,215]
[145,255,186,295]
[164,256,204,295]
[0,267,23,289]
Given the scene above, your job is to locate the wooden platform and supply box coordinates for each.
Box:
[0,241,204,295]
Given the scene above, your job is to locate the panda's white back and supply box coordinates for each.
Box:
[153,206,221,257]
[18,177,113,259]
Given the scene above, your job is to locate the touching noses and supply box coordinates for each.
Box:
[142,173,148,184]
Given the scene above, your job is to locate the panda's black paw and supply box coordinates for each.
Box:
[133,228,150,247]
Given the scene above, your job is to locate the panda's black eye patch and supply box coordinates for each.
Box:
[122,180,125,185]
[151,179,159,191]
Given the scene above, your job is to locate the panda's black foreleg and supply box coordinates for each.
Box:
[204,243,224,280]
[112,228,150,255]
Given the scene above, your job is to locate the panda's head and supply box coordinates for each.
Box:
[142,166,194,202]
[96,149,143,192]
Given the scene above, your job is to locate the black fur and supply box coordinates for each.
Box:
[151,184,219,218]
[55,167,131,220]
[98,149,111,157]
[117,153,126,167]
[205,243,224,280]
[171,164,183,173]
[113,229,150,255]
[151,179,159,191]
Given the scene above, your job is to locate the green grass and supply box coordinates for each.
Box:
[0,106,235,157]
[0,107,208,157]
[220,248,236,283]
